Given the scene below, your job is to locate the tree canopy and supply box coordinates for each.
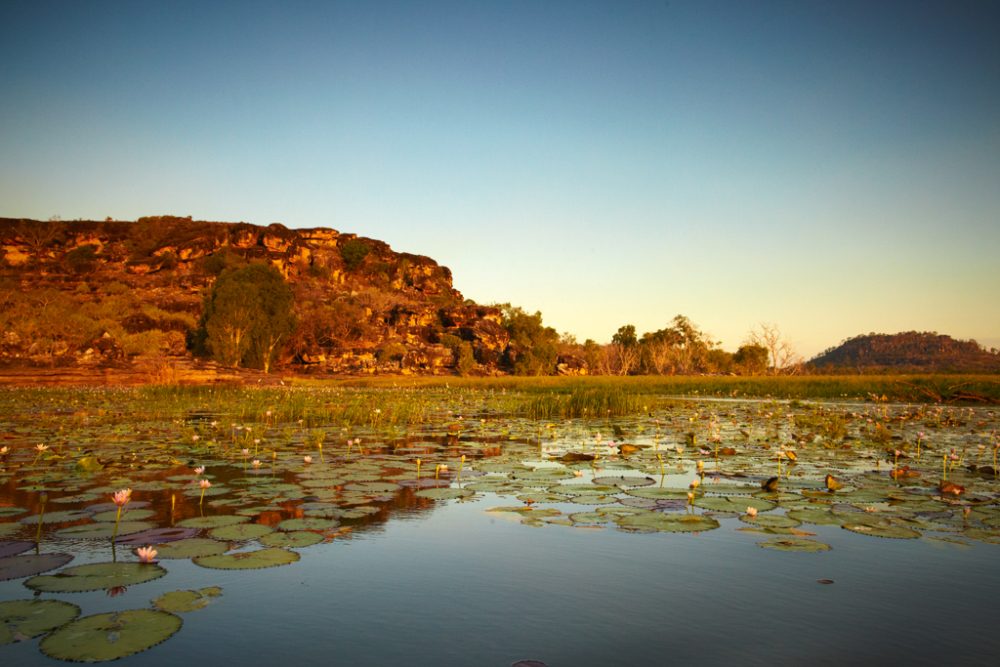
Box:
[197,263,296,372]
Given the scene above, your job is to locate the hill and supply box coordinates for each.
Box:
[0,216,509,378]
[809,332,1000,373]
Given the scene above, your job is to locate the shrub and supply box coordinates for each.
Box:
[340,239,371,271]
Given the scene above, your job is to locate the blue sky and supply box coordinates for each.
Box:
[2,0,998,356]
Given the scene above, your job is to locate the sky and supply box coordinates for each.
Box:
[1,0,998,358]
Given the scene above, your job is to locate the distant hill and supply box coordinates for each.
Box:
[809,332,1000,372]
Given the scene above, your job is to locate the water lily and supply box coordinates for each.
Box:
[303,455,313,464]
[194,466,205,475]
[199,479,211,505]
[136,546,158,563]
[251,459,262,468]
[111,488,132,539]
[746,506,758,518]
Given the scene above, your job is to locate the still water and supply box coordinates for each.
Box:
[3,496,998,666]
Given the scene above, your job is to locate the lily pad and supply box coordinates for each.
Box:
[40,609,182,662]
[842,523,921,539]
[694,496,776,513]
[25,562,167,593]
[193,547,300,570]
[152,587,223,613]
[758,537,832,552]
[54,521,155,539]
[0,540,34,558]
[616,512,721,533]
[260,530,325,548]
[277,517,339,531]
[740,514,802,529]
[0,553,74,581]
[0,599,81,645]
[176,515,249,529]
[154,538,229,560]
[115,527,200,546]
[19,509,94,525]
[414,487,475,500]
[0,506,27,517]
[209,523,274,541]
[90,508,157,523]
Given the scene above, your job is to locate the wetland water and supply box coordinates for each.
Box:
[1,388,998,665]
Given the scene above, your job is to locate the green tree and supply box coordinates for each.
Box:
[733,343,769,375]
[197,263,296,372]
[499,304,559,375]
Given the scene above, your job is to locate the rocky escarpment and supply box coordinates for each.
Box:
[0,216,509,376]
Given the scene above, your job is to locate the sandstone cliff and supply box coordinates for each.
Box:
[0,216,510,377]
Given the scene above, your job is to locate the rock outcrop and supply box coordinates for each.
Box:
[0,216,510,376]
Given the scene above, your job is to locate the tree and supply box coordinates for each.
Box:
[611,324,640,375]
[733,343,769,375]
[498,304,560,375]
[197,263,296,372]
[746,323,800,375]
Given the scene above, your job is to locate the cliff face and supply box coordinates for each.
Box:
[0,216,509,376]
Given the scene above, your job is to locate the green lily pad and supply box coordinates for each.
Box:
[740,514,802,529]
[90,508,157,523]
[154,538,229,560]
[0,506,27,517]
[694,496,776,513]
[25,562,167,593]
[842,522,921,539]
[193,547,300,570]
[786,507,843,526]
[152,587,222,613]
[277,517,338,531]
[616,511,721,533]
[19,509,94,525]
[40,609,182,662]
[758,537,832,552]
[54,521,155,539]
[209,523,274,541]
[0,553,74,581]
[414,487,475,500]
[0,599,81,645]
[623,487,688,500]
[177,515,249,529]
[259,531,324,548]
[343,481,402,494]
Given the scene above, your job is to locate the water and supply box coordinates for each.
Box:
[1,392,998,665]
[3,497,998,666]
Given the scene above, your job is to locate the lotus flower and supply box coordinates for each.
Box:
[194,466,206,475]
[746,506,758,518]
[303,455,313,464]
[136,546,158,563]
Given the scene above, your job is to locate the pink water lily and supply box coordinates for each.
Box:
[112,488,132,507]
[194,466,206,475]
[303,455,313,464]
[136,546,158,563]
[746,506,758,518]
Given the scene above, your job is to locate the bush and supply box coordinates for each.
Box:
[64,244,99,273]
[340,239,371,271]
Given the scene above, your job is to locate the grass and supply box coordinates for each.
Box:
[318,374,1000,404]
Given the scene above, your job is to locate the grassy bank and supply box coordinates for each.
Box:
[323,374,1000,404]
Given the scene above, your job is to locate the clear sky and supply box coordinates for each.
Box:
[1,0,998,357]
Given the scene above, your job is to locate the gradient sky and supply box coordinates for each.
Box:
[2,0,998,357]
